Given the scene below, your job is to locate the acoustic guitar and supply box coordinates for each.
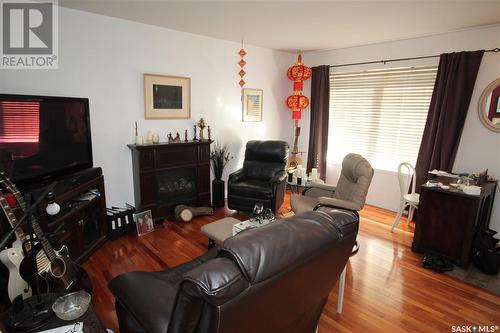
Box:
[0,172,92,295]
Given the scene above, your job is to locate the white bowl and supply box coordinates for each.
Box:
[52,290,91,321]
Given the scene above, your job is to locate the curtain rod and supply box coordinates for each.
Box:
[328,47,500,68]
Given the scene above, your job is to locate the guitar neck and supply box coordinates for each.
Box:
[30,218,57,261]
[11,188,27,212]
[0,194,28,244]
[291,127,301,154]
[0,173,56,261]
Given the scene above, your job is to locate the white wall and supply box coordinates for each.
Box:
[303,25,500,232]
[0,7,293,207]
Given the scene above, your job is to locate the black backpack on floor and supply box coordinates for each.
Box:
[472,228,500,275]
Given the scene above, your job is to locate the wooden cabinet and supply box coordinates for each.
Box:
[128,141,212,220]
[32,172,108,264]
[412,180,497,268]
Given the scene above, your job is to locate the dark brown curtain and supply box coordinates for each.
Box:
[307,65,330,180]
[415,50,484,190]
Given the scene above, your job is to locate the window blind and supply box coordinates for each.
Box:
[0,101,40,143]
[328,66,437,172]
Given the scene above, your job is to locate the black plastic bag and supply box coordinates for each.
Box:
[472,228,500,275]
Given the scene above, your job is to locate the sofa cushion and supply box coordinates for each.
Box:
[108,248,218,333]
[220,210,357,284]
[228,179,273,199]
[242,141,288,180]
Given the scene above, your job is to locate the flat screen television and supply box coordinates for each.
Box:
[0,94,93,185]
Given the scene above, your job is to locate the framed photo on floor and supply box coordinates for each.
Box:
[134,210,154,236]
[144,73,191,119]
[242,88,263,122]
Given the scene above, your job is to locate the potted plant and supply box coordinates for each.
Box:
[210,143,233,207]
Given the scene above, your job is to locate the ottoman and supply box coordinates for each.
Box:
[200,217,240,249]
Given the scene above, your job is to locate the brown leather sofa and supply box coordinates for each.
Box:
[109,210,358,333]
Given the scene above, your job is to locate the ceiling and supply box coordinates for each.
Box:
[59,0,500,52]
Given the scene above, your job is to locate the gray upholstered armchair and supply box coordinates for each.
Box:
[290,154,374,215]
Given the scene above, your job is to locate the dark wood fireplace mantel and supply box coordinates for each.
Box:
[128,140,212,220]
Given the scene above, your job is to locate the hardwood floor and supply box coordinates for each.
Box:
[83,194,500,332]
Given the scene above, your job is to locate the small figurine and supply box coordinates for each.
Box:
[184,129,188,142]
[208,125,211,140]
[193,125,197,140]
[197,117,207,140]
[167,133,173,142]
[174,132,181,142]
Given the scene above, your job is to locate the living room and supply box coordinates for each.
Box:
[0,1,499,332]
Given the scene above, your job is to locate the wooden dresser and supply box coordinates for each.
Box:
[128,141,212,221]
[412,179,497,268]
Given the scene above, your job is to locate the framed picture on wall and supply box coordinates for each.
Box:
[242,88,263,122]
[144,73,191,119]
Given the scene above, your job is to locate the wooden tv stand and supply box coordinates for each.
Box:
[22,168,108,264]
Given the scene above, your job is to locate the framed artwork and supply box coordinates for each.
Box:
[144,73,191,119]
[134,210,154,236]
[242,88,263,122]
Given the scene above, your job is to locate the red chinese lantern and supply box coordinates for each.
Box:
[286,54,311,127]
[286,93,310,124]
[287,54,312,91]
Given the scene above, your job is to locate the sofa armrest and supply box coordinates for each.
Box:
[316,197,361,212]
[269,170,287,185]
[228,168,245,184]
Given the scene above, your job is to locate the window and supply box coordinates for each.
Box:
[0,101,40,143]
[328,66,437,171]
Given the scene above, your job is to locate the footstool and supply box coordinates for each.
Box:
[200,217,240,249]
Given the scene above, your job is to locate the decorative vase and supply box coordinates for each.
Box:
[212,179,225,208]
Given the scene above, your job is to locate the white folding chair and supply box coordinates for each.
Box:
[391,162,419,232]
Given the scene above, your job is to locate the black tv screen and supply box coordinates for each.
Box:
[0,94,93,184]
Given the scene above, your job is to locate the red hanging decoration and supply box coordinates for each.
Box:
[287,54,312,91]
[286,54,311,127]
[238,41,246,88]
[286,93,310,123]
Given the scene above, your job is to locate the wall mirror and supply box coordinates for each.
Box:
[478,78,500,133]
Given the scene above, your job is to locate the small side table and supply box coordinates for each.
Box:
[287,179,325,194]
[0,293,107,333]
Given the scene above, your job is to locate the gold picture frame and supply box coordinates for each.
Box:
[242,88,263,122]
[144,73,191,119]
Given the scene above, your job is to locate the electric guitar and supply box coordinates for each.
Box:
[288,127,302,169]
[0,172,92,294]
[0,192,32,301]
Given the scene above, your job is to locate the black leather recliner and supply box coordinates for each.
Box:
[227,140,289,213]
[109,210,358,333]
